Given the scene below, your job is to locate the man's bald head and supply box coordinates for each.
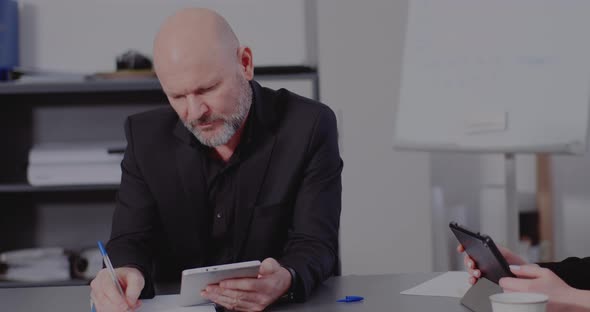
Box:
[153,8,254,149]
[153,8,241,76]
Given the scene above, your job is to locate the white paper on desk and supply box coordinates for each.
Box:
[400,271,471,298]
[140,295,216,312]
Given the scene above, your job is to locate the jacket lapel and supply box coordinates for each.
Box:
[232,81,280,259]
[233,133,276,259]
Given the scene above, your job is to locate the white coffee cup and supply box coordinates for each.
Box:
[489,292,548,312]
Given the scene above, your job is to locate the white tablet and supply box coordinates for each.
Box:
[179,260,261,307]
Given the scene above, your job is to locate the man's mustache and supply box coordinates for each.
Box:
[188,114,226,127]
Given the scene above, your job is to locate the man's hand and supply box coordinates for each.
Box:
[201,258,292,312]
[501,265,590,311]
[500,265,574,304]
[457,244,528,285]
[90,267,145,312]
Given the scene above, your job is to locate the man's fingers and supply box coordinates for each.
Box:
[118,267,145,308]
[457,244,465,253]
[99,273,130,311]
[92,272,129,311]
[131,300,142,310]
[90,268,145,311]
[205,285,264,304]
[464,257,482,275]
[258,258,280,276]
[203,291,236,311]
[123,273,144,306]
[93,288,124,312]
[219,277,259,292]
[464,255,474,269]
[509,265,545,278]
[472,269,481,278]
[203,289,263,312]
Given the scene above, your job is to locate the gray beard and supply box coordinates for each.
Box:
[184,79,252,147]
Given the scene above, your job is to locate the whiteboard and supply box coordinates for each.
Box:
[394,0,590,154]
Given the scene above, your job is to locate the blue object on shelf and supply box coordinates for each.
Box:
[0,0,19,80]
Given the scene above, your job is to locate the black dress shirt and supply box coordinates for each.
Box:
[202,109,254,266]
[200,104,301,300]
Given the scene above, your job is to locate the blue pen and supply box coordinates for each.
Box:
[93,241,129,311]
[337,295,364,303]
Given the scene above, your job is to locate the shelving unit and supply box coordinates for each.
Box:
[0,68,318,287]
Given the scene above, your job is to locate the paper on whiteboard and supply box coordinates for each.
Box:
[140,295,215,312]
[400,271,471,298]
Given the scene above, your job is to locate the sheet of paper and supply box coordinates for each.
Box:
[140,295,216,312]
[400,271,471,298]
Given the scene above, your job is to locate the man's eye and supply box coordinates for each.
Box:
[203,84,217,93]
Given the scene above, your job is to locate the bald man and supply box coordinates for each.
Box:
[90,8,342,312]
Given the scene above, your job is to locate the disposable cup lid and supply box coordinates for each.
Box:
[490,292,549,304]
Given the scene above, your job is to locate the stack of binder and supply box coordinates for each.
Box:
[0,247,104,282]
[27,141,125,186]
[0,247,70,282]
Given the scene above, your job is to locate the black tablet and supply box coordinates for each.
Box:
[449,222,515,284]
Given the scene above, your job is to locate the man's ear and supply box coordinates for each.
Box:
[237,46,254,80]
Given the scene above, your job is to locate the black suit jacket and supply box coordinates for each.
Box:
[540,257,590,290]
[107,81,343,300]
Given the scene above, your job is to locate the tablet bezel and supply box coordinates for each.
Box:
[179,260,261,307]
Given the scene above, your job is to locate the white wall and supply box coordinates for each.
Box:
[317,0,433,275]
[18,0,316,73]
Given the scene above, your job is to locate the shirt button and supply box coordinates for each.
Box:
[216,213,222,219]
